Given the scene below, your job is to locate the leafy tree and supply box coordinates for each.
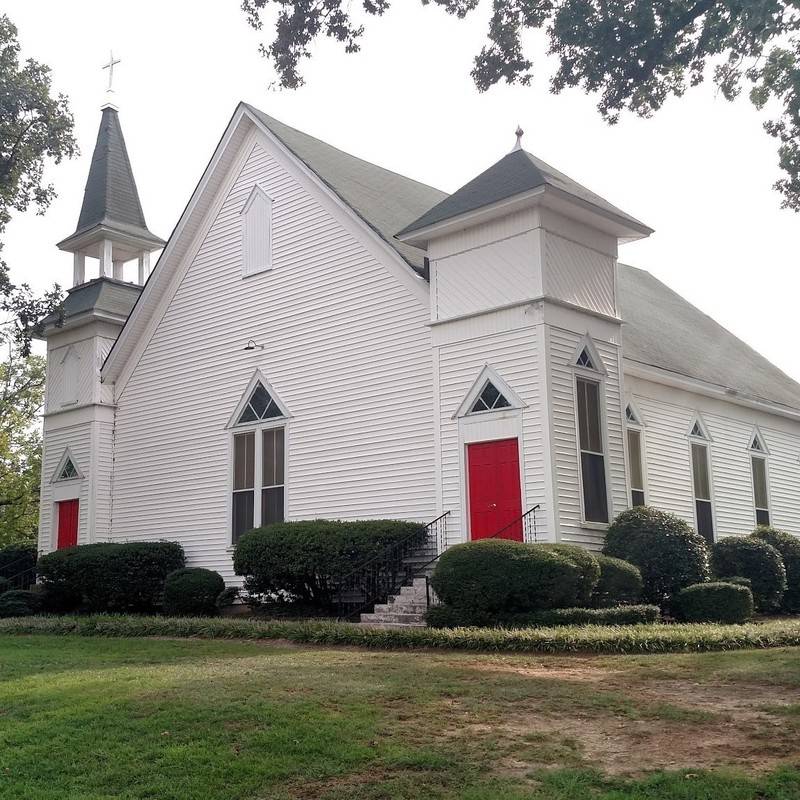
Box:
[0,339,45,546]
[241,0,800,209]
[0,13,76,353]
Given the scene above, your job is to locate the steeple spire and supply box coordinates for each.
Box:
[57,104,164,287]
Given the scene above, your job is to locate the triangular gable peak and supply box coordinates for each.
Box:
[103,102,431,393]
[227,371,290,429]
[625,399,645,427]
[52,448,83,482]
[571,335,607,375]
[688,413,712,442]
[454,365,525,419]
[748,427,769,455]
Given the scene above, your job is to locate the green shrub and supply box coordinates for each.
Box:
[234,520,426,607]
[163,568,226,617]
[711,536,786,611]
[6,614,800,655]
[752,527,800,613]
[0,544,37,588]
[0,577,10,595]
[536,544,601,606]
[37,541,185,613]
[0,589,43,618]
[674,582,754,624]
[430,539,584,615]
[426,603,659,628]
[603,507,711,604]
[592,555,643,607]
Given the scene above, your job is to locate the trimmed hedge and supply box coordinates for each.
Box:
[0,544,37,588]
[426,603,660,629]
[752,527,800,613]
[0,577,10,595]
[430,539,585,614]
[234,520,426,607]
[711,536,786,611]
[0,590,43,618]
[163,568,225,617]
[674,582,754,624]
[536,544,600,606]
[37,541,185,613]
[3,614,800,654]
[603,507,711,604]
[592,555,643,607]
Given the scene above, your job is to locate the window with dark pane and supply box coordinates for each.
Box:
[237,382,283,425]
[625,405,638,424]
[232,432,255,542]
[576,377,608,523]
[752,456,770,526]
[469,381,511,414]
[627,428,645,507]
[576,348,596,370]
[691,442,714,542]
[58,458,78,480]
[261,428,285,526]
[690,421,705,439]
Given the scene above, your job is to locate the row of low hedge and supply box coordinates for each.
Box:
[3,614,800,654]
[427,603,660,629]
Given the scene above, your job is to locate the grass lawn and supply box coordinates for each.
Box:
[1,636,799,799]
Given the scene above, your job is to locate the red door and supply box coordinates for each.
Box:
[467,438,523,540]
[57,499,79,549]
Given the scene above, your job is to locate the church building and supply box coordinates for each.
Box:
[37,100,800,580]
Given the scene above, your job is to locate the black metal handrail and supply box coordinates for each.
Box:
[2,565,37,590]
[335,511,450,620]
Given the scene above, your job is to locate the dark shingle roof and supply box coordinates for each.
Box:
[42,277,142,327]
[245,104,446,272]
[397,148,650,237]
[619,265,800,411]
[60,106,164,247]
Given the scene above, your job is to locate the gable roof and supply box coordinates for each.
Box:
[618,265,800,412]
[397,148,651,237]
[244,104,446,273]
[58,106,165,250]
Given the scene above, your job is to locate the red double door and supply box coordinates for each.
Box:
[467,438,522,541]
[57,499,79,549]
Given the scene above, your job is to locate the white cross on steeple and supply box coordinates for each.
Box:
[102,51,121,92]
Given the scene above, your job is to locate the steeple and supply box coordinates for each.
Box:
[57,105,165,287]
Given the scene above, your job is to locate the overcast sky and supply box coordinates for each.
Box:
[5,1,799,381]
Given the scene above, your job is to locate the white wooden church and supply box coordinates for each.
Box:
[38,100,800,581]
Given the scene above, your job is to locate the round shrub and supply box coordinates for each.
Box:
[711,536,786,611]
[430,539,584,615]
[751,527,800,613]
[592,555,643,607]
[603,507,711,604]
[0,589,44,618]
[536,544,601,606]
[163,568,225,617]
[674,582,754,624]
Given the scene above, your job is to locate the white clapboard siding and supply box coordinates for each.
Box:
[626,376,800,537]
[111,142,437,579]
[436,323,546,545]
[549,327,626,549]
[38,423,92,552]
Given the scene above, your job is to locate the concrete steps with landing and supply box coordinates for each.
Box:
[359,576,430,627]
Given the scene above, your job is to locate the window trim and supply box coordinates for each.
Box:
[573,372,612,527]
[625,424,647,508]
[750,452,771,527]
[51,448,84,483]
[240,183,274,278]
[226,371,291,430]
[689,437,716,542]
[454,365,526,420]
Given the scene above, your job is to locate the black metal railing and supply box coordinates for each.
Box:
[335,511,450,620]
[489,504,541,544]
[0,553,38,590]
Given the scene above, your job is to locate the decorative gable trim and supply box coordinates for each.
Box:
[51,448,83,483]
[453,365,526,420]
[748,426,769,455]
[226,370,291,429]
[625,398,645,427]
[687,413,712,442]
[570,334,607,375]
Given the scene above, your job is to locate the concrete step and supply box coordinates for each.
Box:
[373,601,428,614]
[360,611,427,625]
[360,621,427,630]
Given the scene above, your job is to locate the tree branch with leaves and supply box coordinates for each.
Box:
[241,0,800,209]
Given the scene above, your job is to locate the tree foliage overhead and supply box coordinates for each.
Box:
[241,0,800,209]
[0,13,75,353]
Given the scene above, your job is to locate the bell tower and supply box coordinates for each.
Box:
[37,83,164,553]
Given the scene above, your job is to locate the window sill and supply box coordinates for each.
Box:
[581,521,610,532]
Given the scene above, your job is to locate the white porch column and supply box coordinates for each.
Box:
[73,253,86,286]
[99,239,113,278]
[137,251,150,284]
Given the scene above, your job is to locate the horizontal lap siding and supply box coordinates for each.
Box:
[628,379,800,537]
[437,325,545,544]
[549,328,626,550]
[112,143,436,579]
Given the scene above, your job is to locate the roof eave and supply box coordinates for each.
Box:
[57,221,166,253]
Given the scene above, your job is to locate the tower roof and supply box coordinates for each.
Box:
[57,106,165,252]
[396,148,651,239]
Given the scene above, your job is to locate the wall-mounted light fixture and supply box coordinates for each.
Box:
[243,339,265,351]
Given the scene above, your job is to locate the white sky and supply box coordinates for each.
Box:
[4,1,799,381]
